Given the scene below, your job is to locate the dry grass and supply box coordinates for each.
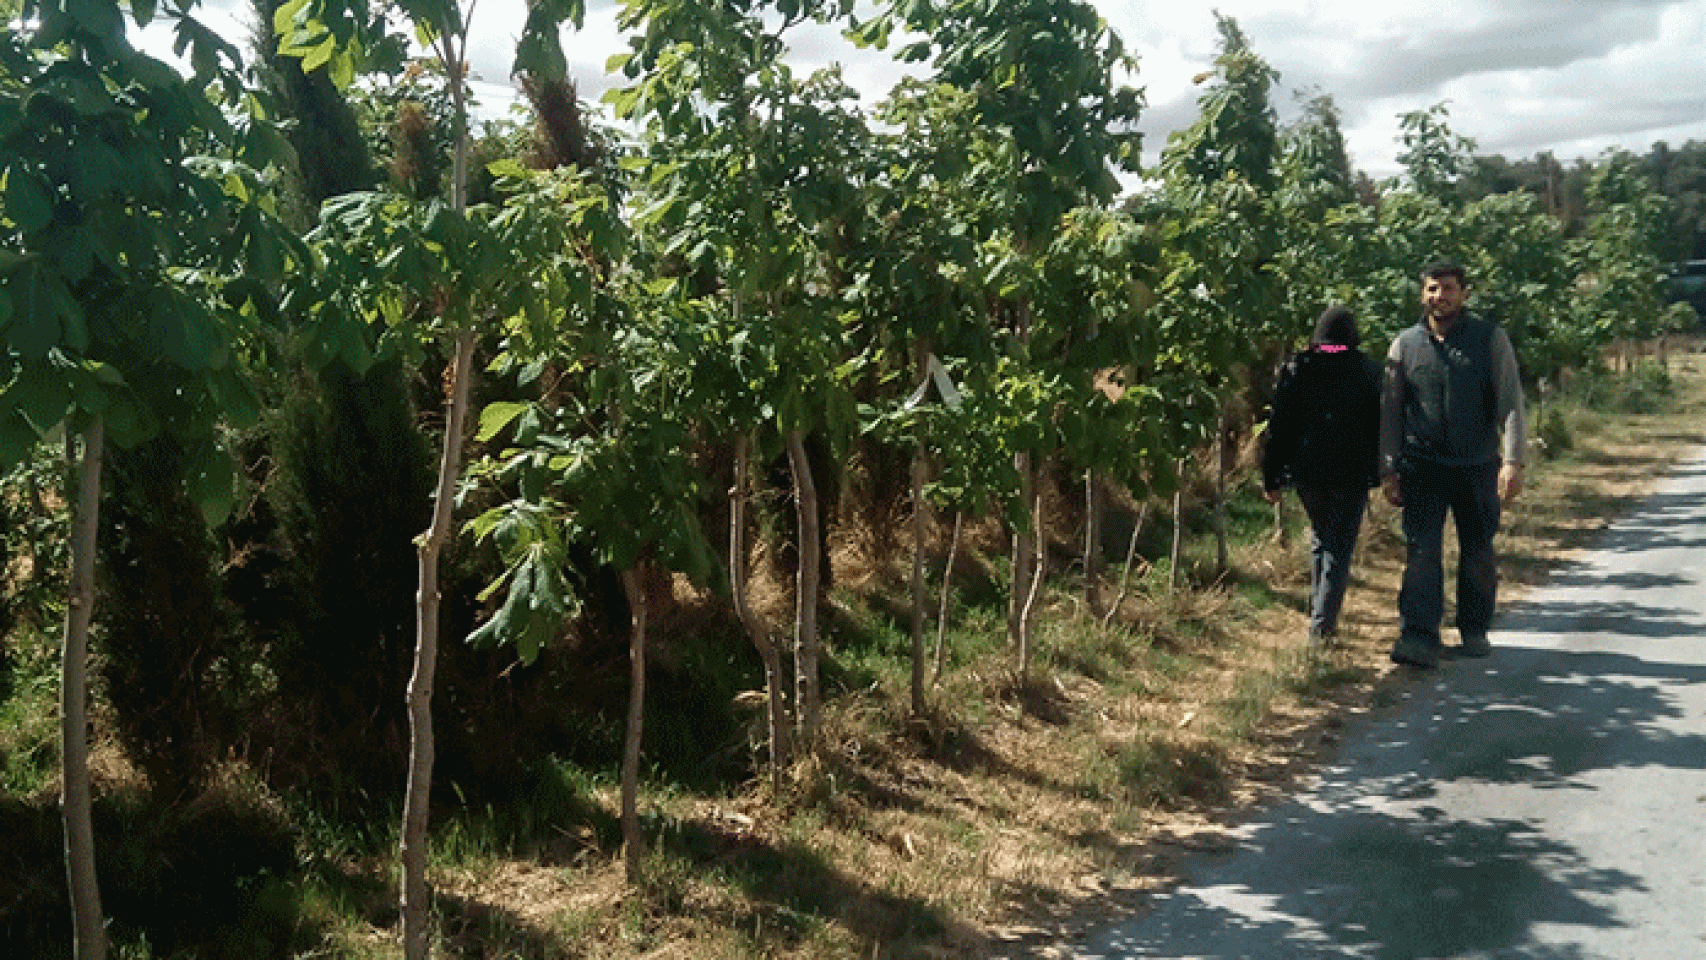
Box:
[366,351,1706,960]
[12,354,1695,960]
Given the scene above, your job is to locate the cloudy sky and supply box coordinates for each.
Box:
[181,0,1706,183]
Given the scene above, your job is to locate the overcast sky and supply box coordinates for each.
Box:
[181,0,1706,184]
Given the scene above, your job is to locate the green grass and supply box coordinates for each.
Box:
[1111,732,1232,807]
[0,626,59,796]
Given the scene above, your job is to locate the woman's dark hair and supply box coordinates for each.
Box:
[1311,305,1361,348]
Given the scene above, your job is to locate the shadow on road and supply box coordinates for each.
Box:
[1085,640,1706,958]
[1080,448,1706,959]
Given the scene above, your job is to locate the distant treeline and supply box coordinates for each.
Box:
[1442,141,1706,262]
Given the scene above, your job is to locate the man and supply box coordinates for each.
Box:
[1381,261,1526,668]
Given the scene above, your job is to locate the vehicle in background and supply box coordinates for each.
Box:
[1665,260,1706,326]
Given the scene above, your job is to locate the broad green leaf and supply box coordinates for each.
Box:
[128,53,180,90]
[3,260,80,360]
[65,0,126,52]
[327,41,359,89]
[465,506,506,542]
[98,389,157,450]
[299,35,336,74]
[2,167,52,233]
[130,0,158,29]
[0,413,41,473]
[272,0,320,52]
[0,361,71,434]
[476,400,529,442]
[184,441,237,527]
[487,158,528,181]
[207,365,262,429]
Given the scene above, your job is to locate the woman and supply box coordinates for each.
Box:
[1262,306,1382,649]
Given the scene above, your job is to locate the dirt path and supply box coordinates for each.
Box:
[1070,437,1706,959]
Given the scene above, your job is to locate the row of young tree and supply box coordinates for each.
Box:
[2,0,1692,956]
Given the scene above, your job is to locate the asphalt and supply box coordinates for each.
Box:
[1072,444,1706,960]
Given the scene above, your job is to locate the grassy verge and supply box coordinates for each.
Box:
[4,349,1704,959]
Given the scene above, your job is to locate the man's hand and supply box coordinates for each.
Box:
[1262,489,1282,505]
[1499,462,1524,503]
[1381,472,1402,507]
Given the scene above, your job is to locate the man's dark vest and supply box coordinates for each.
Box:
[1392,314,1501,467]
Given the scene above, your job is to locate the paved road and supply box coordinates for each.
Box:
[1074,445,1706,960]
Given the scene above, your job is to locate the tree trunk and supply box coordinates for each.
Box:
[1170,460,1186,591]
[1084,470,1106,619]
[1215,407,1230,575]
[785,430,822,753]
[1017,481,1046,679]
[909,437,929,718]
[729,435,789,791]
[1007,451,1035,654]
[401,26,476,958]
[932,511,963,685]
[401,327,477,960]
[61,419,106,960]
[1104,499,1150,629]
[618,566,648,884]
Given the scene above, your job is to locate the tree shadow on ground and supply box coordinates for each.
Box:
[1072,637,1706,959]
[1079,807,1633,960]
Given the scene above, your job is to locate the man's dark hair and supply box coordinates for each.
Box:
[1421,260,1468,286]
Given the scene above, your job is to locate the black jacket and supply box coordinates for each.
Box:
[1262,345,1381,492]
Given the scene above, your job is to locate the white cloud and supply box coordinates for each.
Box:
[144,0,1706,182]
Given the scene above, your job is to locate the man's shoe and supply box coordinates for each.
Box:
[1457,632,1492,658]
[1390,637,1440,669]
[1307,627,1337,653]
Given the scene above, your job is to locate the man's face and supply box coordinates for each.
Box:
[1422,274,1467,324]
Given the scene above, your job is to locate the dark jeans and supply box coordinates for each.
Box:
[1397,459,1501,649]
[1296,485,1368,637]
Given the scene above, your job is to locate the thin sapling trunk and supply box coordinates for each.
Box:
[785,429,822,753]
[401,327,477,960]
[909,444,929,717]
[61,419,106,960]
[1085,469,1106,619]
[932,511,963,686]
[730,435,790,790]
[619,566,648,883]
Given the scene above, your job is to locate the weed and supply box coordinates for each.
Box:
[0,625,59,796]
[1114,733,1232,807]
[1217,669,1280,742]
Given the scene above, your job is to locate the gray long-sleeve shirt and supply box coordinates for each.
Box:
[1380,313,1526,474]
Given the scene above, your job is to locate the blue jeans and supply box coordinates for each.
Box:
[1397,459,1501,649]
[1296,485,1368,637]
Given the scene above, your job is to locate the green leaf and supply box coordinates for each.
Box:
[2,167,53,233]
[476,400,529,441]
[65,0,126,49]
[129,53,180,90]
[207,365,263,429]
[130,0,158,29]
[0,361,71,434]
[300,35,336,75]
[465,506,506,542]
[97,390,156,449]
[3,260,80,360]
[184,441,237,527]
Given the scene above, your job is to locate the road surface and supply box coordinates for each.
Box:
[1073,444,1706,960]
